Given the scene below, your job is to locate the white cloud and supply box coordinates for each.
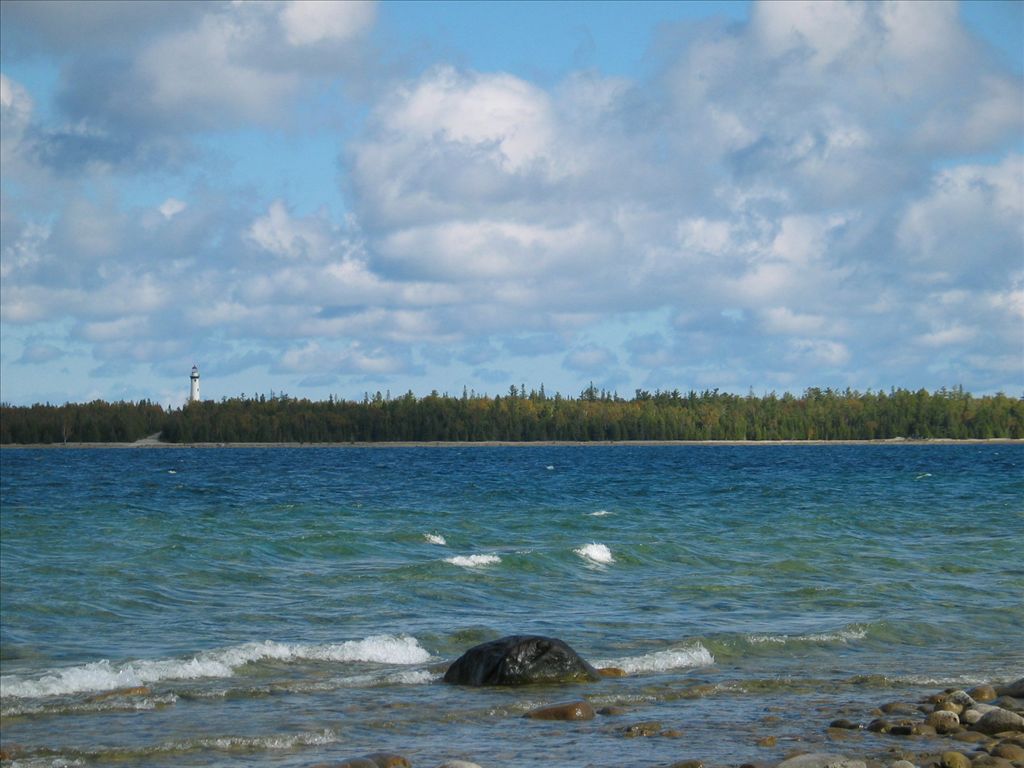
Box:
[159,198,187,220]
[281,0,376,47]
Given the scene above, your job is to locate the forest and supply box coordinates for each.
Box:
[1,385,1021,444]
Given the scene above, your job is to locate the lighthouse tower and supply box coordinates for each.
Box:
[189,365,201,403]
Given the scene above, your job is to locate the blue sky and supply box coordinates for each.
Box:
[1,0,1022,407]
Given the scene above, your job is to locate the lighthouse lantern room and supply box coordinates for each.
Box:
[189,365,201,403]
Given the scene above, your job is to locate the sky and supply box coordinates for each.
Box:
[1,0,1022,408]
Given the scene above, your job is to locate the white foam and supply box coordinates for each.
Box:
[0,635,430,699]
[746,627,868,645]
[597,643,715,674]
[589,510,611,517]
[424,532,447,545]
[444,554,501,568]
[575,542,614,564]
[546,465,555,470]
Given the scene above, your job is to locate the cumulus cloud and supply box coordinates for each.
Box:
[2,0,1022,403]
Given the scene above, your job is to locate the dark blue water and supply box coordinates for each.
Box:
[2,445,1022,766]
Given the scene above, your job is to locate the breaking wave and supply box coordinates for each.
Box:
[444,554,501,568]
[0,635,431,699]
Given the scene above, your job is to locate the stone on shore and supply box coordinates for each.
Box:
[968,685,998,702]
[940,752,971,768]
[973,708,1024,735]
[991,742,1024,760]
[364,754,411,768]
[995,678,1024,699]
[523,700,595,720]
[775,753,867,768]
[925,710,960,734]
[442,635,601,686]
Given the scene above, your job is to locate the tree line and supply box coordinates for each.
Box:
[1,386,1021,444]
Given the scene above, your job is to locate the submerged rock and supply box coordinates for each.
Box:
[775,753,867,768]
[442,635,601,686]
[523,700,595,720]
[995,678,1024,699]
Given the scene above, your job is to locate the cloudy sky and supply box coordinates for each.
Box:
[1,0,1022,407]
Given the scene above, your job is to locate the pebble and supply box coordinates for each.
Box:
[939,752,970,768]
[775,753,867,768]
[890,762,916,768]
[364,754,411,768]
[974,708,1024,735]
[926,710,961,734]
[969,685,998,703]
[991,741,1024,760]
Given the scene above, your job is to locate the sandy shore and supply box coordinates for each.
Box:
[2,438,1020,449]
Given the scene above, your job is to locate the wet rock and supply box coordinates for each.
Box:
[962,709,983,726]
[971,757,1014,768]
[995,679,1024,699]
[523,700,595,721]
[364,754,411,768]
[939,752,970,768]
[889,724,914,736]
[969,685,998,703]
[436,762,483,768]
[598,705,628,716]
[829,719,861,730]
[947,691,976,708]
[912,723,938,736]
[442,635,600,686]
[88,686,153,702]
[993,696,1023,712]
[974,708,1024,735]
[926,710,961,734]
[758,736,778,747]
[868,718,893,733]
[598,666,626,677]
[668,761,704,768]
[775,753,867,768]
[623,721,662,737]
[890,761,916,768]
[325,760,378,768]
[661,728,683,738]
[937,701,964,715]
[990,741,1024,760]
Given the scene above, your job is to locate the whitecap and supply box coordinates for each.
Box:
[575,542,614,564]
[596,643,714,674]
[546,465,555,470]
[746,627,867,645]
[424,532,447,545]
[0,635,431,699]
[589,510,611,517]
[444,554,501,568]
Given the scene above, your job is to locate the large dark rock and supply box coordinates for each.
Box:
[442,635,601,686]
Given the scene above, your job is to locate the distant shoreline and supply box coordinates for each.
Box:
[2,438,1020,449]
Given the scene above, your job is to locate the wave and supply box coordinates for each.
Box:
[589,510,612,516]
[444,554,501,568]
[745,627,868,645]
[596,642,714,674]
[574,542,614,564]
[0,635,431,699]
[424,532,447,545]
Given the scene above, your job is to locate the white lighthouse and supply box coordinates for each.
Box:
[189,365,201,403]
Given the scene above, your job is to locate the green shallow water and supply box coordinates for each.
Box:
[1,444,1022,766]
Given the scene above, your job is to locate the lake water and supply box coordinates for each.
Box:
[1,444,1022,767]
